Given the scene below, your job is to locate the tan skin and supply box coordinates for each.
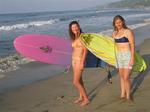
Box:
[71,24,89,106]
[112,19,135,100]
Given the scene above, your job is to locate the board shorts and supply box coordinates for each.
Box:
[115,51,132,69]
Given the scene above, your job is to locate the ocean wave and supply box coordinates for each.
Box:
[95,8,132,13]
[125,13,150,19]
[0,19,58,31]
[144,18,150,23]
[129,21,150,29]
[100,21,150,35]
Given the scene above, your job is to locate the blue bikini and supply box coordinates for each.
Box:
[115,36,129,43]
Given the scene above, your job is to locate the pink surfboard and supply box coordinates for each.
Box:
[14,34,72,67]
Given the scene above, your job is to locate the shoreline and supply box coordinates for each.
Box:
[0,62,66,93]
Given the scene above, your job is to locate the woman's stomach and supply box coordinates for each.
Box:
[116,43,130,52]
[72,48,84,61]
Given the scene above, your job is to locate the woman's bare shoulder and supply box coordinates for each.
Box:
[112,31,117,38]
[125,28,134,34]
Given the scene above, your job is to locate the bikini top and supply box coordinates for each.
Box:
[72,39,83,48]
[114,36,129,43]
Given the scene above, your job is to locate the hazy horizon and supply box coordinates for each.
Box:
[0,0,120,14]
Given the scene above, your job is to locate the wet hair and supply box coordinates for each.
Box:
[113,15,128,31]
[69,21,82,41]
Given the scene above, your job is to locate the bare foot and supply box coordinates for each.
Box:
[119,97,126,103]
[80,100,90,107]
[120,96,125,99]
[126,97,134,103]
[74,98,83,104]
[120,94,126,99]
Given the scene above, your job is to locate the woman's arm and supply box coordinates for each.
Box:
[82,46,87,64]
[127,29,135,65]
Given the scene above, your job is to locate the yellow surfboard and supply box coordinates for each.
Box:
[80,33,147,72]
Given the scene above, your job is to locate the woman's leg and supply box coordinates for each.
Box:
[123,68,131,100]
[119,68,126,98]
[72,62,89,105]
[72,63,83,103]
[77,69,89,106]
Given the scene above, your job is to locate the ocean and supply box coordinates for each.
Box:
[0,8,150,72]
[0,8,150,57]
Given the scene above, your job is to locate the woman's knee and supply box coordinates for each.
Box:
[120,73,130,81]
[123,69,131,81]
[73,79,80,87]
[73,68,82,87]
[124,75,130,82]
[119,74,124,80]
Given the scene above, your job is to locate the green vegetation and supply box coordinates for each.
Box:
[108,0,150,8]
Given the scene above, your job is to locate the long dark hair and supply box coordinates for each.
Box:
[113,15,128,31]
[69,21,82,41]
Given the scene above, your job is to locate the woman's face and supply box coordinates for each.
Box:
[71,24,80,35]
[115,19,123,30]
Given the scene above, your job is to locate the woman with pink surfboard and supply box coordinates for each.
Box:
[69,21,89,106]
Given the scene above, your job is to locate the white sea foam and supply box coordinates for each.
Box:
[95,8,131,13]
[144,18,150,23]
[0,54,34,73]
[0,19,58,31]
[125,13,150,19]
[129,22,150,29]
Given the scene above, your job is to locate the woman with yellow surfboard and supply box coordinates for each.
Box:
[112,15,135,101]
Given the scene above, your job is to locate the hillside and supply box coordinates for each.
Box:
[107,0,150,8]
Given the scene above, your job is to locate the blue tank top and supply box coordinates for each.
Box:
[115,37,129,43]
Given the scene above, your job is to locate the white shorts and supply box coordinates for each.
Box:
[116,51,131,69]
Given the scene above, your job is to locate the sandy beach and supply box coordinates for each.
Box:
[0,25,150,112]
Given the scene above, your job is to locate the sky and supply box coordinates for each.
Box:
[0,0,120,14]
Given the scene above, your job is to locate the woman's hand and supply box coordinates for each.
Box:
[80,61,85,69]
[129,57,134,69]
